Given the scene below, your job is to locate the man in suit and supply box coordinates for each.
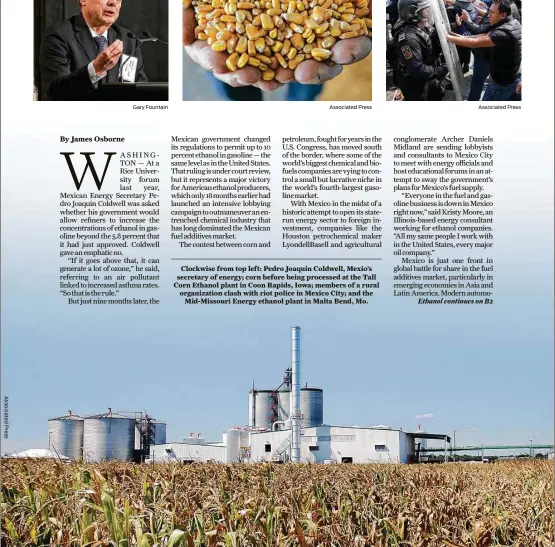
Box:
[39,0,147,100]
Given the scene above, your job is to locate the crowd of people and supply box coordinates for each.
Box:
[386,0,522,101]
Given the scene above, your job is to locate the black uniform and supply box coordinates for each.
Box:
[392,23,447,100]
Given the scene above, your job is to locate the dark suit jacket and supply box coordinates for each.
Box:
[39,13,147,101]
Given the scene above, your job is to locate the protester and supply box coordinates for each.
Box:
[446,0,521,101]
[40,0,148,100]
[455,6,491,100]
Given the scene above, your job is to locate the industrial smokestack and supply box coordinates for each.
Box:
[291,326,301,462]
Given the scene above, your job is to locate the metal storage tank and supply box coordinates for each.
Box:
[226,429,242,463]
[249,390,275,430]
[154,422,167,445]
[277,391,291,421]
[300,388,324,427]
[47,412,84,461]
[83,409,136,462]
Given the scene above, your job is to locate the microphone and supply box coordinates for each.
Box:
[142,30,169,46]
[119,31,143,82]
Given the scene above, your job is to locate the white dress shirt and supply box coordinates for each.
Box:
[87,26,109,85]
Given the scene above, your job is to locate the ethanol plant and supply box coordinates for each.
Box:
[43,327,548,465]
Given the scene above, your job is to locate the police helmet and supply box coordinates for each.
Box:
[398,0,431,23]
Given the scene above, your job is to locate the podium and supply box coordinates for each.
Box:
[91,82,168,101]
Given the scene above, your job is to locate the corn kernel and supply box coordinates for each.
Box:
[311,6,325,22]
[261,13,275,29]
[217,30,232,40]
[246,24,261,39]
[256,53,272,64]
[262,69,275,80]
[226,52,239,70]
[339,30,357,38]
[254,37,265,52]
[236,36,248,52]
[315,22,329,34]
[275,52,288,67]
[291,33,304,48]
[284,12,304,24]
[310,47,331,60]
[237,52,249,67]
[211,40,227,51]
[226,38,236,53]
[206,8,224,19]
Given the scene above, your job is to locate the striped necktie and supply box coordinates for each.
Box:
[94,35,108,53]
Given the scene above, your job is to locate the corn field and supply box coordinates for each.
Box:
[1,460,552,546]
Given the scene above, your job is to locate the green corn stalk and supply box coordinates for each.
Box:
[167,529,187,547]
[101,486,126,546]
[123,498,131,544]
[4,516,18,541]
[224,531,238,547]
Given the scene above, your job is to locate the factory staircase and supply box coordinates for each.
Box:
[273,436,291,463]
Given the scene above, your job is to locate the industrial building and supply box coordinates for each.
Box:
[149,327,450,464]
[45,327,451,464]
[151,425,448,464]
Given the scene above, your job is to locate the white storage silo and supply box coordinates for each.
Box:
[47,412,84,461]
[226,429,242,463]
[83,409,136,462]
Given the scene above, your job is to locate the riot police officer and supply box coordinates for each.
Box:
[390,0,448,100]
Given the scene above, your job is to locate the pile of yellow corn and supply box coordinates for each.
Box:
[184,0,372,81]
